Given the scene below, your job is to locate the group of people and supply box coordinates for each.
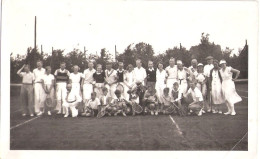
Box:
[17,56,242,118]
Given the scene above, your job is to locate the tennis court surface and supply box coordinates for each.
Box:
[10,83,248,150]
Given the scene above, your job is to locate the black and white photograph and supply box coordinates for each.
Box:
[1,0,259,159]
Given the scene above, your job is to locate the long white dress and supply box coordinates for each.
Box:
[155,69,167,103]
[219,67,242,104]
[211,70,225,104]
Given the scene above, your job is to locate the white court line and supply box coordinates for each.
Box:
[237,90,248,93]
[231,132,248,150]
[240,95,248,99]
[10,116,40,130]
[169,115,183,136]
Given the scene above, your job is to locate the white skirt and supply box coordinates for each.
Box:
[211,81,225,104]
[222,80,242,105]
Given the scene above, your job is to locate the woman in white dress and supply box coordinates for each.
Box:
[219,59,242,116]
[123,64,135,101]
[155,63,168,104]
[177,60,189,94]
[209,60,225,114]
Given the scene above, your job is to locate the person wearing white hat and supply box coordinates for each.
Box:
[195,63,208,113]
[219,59,242,116]
[165,57,178,93]
[203,56,214,112]
[177,60,189,94]
[209,59,225,114]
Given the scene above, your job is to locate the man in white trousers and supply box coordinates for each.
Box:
[54,62,70,114]
[165,57,178,93]
[81,61,96,104]
[133,59,147,86]
[105,62,118,99]
[33,60,46,116]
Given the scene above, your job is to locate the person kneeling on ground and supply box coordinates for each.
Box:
[128,88,141,116]
[183,81,204,116]
[63,84,81,118]
[99,87,112,116]
[171,82,187,116]
[110,90,129,116]
[84,92,101,117]
[143,85,159,115]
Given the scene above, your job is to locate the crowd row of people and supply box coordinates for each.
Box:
[17,56,242,118]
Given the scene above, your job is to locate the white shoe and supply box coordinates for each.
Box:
[30,114,34,117]
[151,111,154,115]
[155,111,158,116]
[231,112,236,116]
[22,113,26,116]
[122,112,127,117]
[64,114,69,118]
[56,111,61,114]
[224,112,231,115]
[202,110,206,114]
[218,111,222,114]
[212,110,217,114]
[207,109,211,113]
[197,109,203,116]
[37,111,43,116]
[48,111,51,116]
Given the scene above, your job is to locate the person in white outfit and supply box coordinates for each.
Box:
[165,57,178,93]
[133,59,147,86]
[42,66,55,115]
[209,60,225,114]
[54,62,70,114]
[33,60,46,116]
[104,62,118,98]
[155,62,167,104]
[69,65,83,112]
[219,60,242,116]
[81,61,96,103]
[63,84,82,117]
[123,64,135,101]
[177,60,189,94]
[188,59,198,81]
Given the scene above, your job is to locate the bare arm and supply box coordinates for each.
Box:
[17,65,25,77]
[231,68,240,81]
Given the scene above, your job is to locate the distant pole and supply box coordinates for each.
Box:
[34,16,37,49]
[180,43,182,50]
[245,39,247,46]
[41,45,43,54]
[84,46,86,54]
[115,45,117,61]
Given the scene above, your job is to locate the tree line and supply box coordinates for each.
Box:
[11,33,248,83]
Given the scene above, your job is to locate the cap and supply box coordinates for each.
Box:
[219,60,226,65]
[197,63,203,67]
[205,56,213,60]
[176,60,183,65]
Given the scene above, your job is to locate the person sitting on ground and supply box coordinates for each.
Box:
[143,85,159,116]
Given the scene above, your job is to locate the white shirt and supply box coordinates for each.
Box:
[42,74,54,85]
[83,68,96,84]
[156,69,167,84]
[66,91,82,103]
[188,66,198,77]
[70,72,83,83]
[33,68,46,83]
[19,72,35,84]
[105,69,118,84]
[124,71,135,86]
[165,65,178,79]
[177,69,187,80]
[187,87,203,102]
[133,67,147,83]
[196,73,206,83]
[86,98,101,110]
[203,64,214,77]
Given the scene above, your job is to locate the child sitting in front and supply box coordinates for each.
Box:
[99,87,112,116]
[171,82,186,116]
[63,84,82,118]
[110,90,128,116]
[143,85,159,115]
[128,88,141,116]
[184,81,204,116]
[160,88,173,114]
[85,92,100,117]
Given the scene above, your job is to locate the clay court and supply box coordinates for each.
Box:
[10,82,248,150]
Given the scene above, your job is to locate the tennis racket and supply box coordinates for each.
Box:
[172,102,186,116]
[45,94,53,107]
[132,102,143,113]
[97,105,110,118]
[116,83,124,93]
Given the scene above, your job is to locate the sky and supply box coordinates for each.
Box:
[2,0,257,57]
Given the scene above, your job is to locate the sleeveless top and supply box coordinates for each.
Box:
[146,68,156,82]
[56,70,69,83]
[117,69,124,82]
[93,72,105,83]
